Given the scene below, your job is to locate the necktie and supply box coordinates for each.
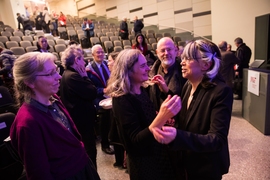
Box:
[101,64,109,84]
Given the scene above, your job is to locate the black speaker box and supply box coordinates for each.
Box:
[254,14,270,69]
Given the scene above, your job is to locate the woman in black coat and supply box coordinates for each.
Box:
[152,39,233,180]
[106,49,181,180]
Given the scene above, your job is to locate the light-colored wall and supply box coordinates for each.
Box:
[0,0,25,29]
[211,0,270,63]
[48,0,78,17]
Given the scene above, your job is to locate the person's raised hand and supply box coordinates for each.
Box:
[151,74,169,93]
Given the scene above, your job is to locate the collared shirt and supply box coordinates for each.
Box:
[29,97,73,132]
[93,61,110,85]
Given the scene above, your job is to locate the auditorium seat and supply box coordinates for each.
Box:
[9,36,21,43]
[10,47,25,58]
[5,41,19,49]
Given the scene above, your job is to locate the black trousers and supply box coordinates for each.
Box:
[97,109,111,148]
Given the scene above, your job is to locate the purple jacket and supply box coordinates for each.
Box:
[10,95,89,180]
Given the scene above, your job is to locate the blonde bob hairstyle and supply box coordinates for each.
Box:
[106,49,142,97]
[13,52,56,106]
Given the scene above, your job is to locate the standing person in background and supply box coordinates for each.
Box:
[234,37,252,100]
[119,17,128,40]
[25,6,30,18]
[16,13,32,31]
[86,45,115,155]
[58,12,66,27]
[132,33,148,56]
[33,6,42,30]
[106,51,127,169]
[218,41,240,89]
[152,39,233,180]
[10,52,100,180]
[149,37,186,111]
[16,13,24,31]
[82,18,94,47]
[51,10,59,36]
[42,7,51,33]
[36,36,50,52]
[133,16,144,36]
[106,49,181,180]
[227,44,236,54]
[60,45,99,168]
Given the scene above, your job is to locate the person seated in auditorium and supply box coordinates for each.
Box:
[132,33,157,67]
[60,45,99,168]
[10,52,100,180]
[36,36,50,52]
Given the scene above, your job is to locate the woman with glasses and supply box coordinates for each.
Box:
[152,39,233,180]
[10,52,100,180]
[106,49,181,180]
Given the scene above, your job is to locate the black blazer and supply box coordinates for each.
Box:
[172,78,233,179]
[60,67,97,132]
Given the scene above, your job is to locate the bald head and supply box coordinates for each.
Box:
[218,41,227,51]
[157,37,174,49]
[156,37,176,69]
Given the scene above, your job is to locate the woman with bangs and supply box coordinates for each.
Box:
[152,39,233,180]
[106,49,181,180]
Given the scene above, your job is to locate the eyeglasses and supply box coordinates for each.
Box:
[36,68,60,77]
[181,57,195,64]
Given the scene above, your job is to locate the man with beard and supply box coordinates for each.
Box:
[148,37,186,110]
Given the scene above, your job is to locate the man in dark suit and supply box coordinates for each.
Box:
[218,41,240,89]
[16,13,32,31]
[119,17,128,40]
[133,16,144,35]
[86,44,114,155]
[234,37,252,100]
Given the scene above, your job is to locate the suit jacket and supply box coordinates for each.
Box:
[60,67,97,132]
[220,50,240,88]
[87,61,109,110]
[133,20,144,33]
[17,16,24,30]
[171,78,233,179]
[235,43,252,78]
